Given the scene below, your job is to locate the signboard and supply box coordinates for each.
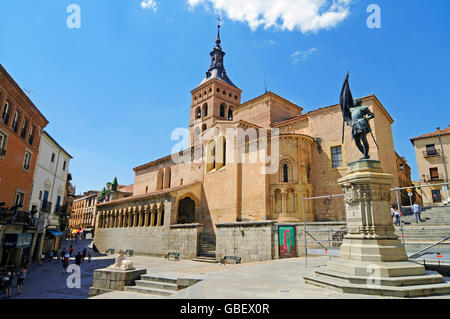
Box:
[278,226,296,258]
[2,233,32,249]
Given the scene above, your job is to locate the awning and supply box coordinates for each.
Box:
[47,230,63,237]
[71,229,80,234]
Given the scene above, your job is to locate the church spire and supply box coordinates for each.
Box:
[199,19,237,88]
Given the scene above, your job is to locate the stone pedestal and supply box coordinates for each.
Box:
[304,160,450,297]
[88,268,147,297]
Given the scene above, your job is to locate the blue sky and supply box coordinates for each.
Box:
[1,0,449,193]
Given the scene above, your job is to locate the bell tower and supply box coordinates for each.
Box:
[189,22,242,147]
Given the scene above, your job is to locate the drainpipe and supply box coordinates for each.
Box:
[436,127,449,199]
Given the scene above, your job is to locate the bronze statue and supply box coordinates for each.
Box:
[340,73,377,159]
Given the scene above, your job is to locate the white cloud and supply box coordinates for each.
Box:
[291,48,318,64]
[187,0,351,33]
[141,0,158,12]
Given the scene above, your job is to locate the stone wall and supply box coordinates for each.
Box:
[94,223,202,259]
[216,221,346,263]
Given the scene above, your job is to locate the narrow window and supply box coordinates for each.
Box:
[426,144,437,156]
[12,111,19,132]
[2,101,10,125]
[20,118,28,139]
[196,107,201,119]
[51,153,55,163]
[63,160,67,170]
[203,103,208,117]
[23,151,32,170]
[331,146,343,168]
[28,126,34,145]
[228,108,233,121]
[220,104,225,118]
[283,164,289,183]
[0,132,6,154]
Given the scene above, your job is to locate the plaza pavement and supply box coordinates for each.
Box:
[4,238,450,299]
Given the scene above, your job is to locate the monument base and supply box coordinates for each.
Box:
[303,160,450,297]
[88,268,147,298]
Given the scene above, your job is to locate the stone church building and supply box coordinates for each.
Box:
[93,27,400,262]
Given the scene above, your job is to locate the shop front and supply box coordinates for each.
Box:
[1,233,33,268]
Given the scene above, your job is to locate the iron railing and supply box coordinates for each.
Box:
[0,209,37,226]
[41,201,52,213]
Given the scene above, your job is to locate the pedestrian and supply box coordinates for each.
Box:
[40,253,45,266]
[82,248,87,263]
[62,253,70,274]
[88,252,92,263]
[75,252,82,266]
[16,267,27,295]
[69,245,74,257]
[3,268,14,298]
[412,202,422,224]
[49,250,54,261]
[394,207,401,227]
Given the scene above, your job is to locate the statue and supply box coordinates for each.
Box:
[340,73,378,159]
[107,250,135,271]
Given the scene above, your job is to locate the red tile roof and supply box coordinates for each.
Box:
[410,127,450,143]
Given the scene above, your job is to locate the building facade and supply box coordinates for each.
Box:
[411,126,450,205]
[0,65,49,268]
[93,28,404,262]
[28,131,73,259]
[69,191,99,238]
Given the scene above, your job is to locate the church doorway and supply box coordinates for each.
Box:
[177,197,196,224]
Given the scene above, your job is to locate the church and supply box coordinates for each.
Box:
[93,26,401,263]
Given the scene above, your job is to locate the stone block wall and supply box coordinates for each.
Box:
[216,221,276,263]
[169,223,202,259]
[216,221,346,263]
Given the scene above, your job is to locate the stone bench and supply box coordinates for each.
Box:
[165,251,180,261]
[220,256,241,265]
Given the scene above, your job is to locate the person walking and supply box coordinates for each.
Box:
[394,207,401,227]
[69,245,74,257]
[16,267,27,295]
[40,253,45,266]
[412,202,422,224]
[75,252,82,267]
[88,252,92,263]
[3,269,14,298]
[62,253,70,274]
[49,250,54,261]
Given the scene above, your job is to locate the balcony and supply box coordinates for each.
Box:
[424,174,445,182]
[423,149,441,158]
[0,209,37,226]
[41,201,52,213]
[54,204,67,215]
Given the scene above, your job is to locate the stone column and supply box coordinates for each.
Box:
[157,203,164,226]
[144,205,149,227]
[133,207,139,227]
[150,206,156,227]
[138,206,143,227]
[128,208,133,227]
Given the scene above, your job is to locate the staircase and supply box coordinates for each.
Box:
[394,206,450,250]
[192,232,218,263]
[124,275,200,296]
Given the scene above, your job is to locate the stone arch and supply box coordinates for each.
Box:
[177,196,197,224]
[216,135,226,170]
[274,189,282,215]
[206,139,216,172]
[220,103,226,118]
[287,188,295,214]
[156,169,164,190]
[280,158,294,183]
[202,124,207,132]
[196,107,201,119]
[203,103,208,117]
[228,107,233,120]
[164,166,171,189]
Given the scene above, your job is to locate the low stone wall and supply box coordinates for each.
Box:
[89,268,147,297]
[216,221,276,263]
[94,224,202,259]
[169,224,202,259]
[216,221,346,263]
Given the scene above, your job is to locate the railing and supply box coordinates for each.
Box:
[41,201,52,212]
[408,236,450,259]
[54,204,67,215]
[424,174,445,182]
[423,149,441,158]
[0,209,36,226]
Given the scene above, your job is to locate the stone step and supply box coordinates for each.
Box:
[315,268,444,287]
[135,280,179,291]
[303,273,450,297]
[124,286,173,296]
[140,275,177,285]
[192,256,218,263]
